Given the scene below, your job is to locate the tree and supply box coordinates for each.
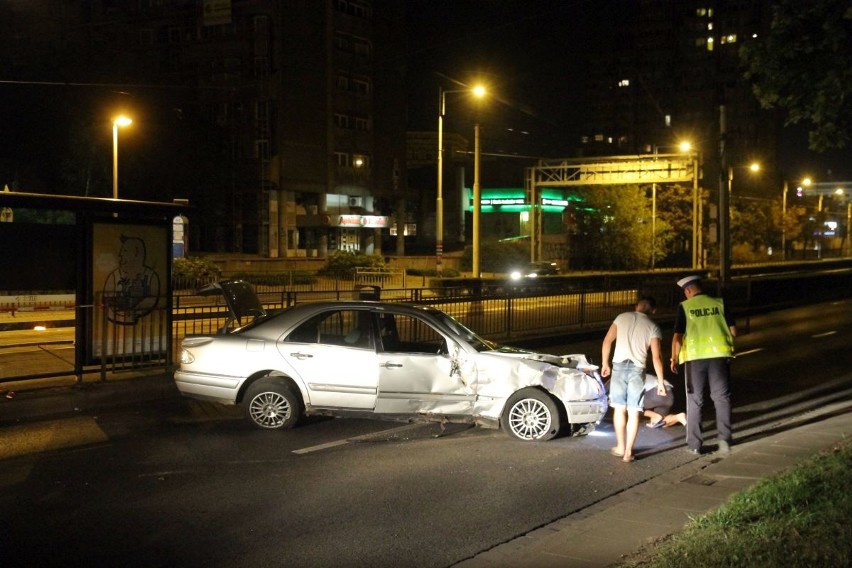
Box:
[655,184,697,266]
[572,185,663,270]
[730,198,774,262]
[740,0,852,152]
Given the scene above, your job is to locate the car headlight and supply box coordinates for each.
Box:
[180,349,195,365]
[510,271,522,280]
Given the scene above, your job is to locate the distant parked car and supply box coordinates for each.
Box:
[510,261,560,280]
[174,280,607,441]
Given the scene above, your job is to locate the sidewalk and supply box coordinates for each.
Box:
[454,402,852,568]
[1,372,851,568]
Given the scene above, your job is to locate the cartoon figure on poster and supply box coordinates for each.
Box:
[103,235,161,324]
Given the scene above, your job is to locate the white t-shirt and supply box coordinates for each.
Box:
[611,311,661,367]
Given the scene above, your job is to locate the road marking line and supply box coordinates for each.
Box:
[812,331,836,338]
[0,416,108,460]
[736,348,764,357]
[292,422,426,454]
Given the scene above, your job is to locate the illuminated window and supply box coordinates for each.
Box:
[665,115,672,127]
[390,223,417,237]
[707,36,715,51]
[618,79,630,87]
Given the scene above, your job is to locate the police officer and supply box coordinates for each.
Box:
[670,275,737,455]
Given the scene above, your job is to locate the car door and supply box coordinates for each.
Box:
[277,308,378,409]
[373,311,475,416]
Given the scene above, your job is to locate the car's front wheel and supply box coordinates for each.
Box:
[501,388,561,441]
[244,379,301,430]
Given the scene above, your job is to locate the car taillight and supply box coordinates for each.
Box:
[180,349,195,365]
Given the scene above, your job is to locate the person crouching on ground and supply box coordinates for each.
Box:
[643,374,686,428]
[601,296,667,463]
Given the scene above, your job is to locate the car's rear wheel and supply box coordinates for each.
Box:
[501,388,561,441]
[244,379,301,430]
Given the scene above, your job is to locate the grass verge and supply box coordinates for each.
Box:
[621,438,851,568]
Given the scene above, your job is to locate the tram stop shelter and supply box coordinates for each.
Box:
[0,191,189,384]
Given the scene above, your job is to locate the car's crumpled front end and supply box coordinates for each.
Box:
[536,354,609,425]
[471,351,608,428]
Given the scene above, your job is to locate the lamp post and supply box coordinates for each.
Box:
[472,122,482,278]
[720,160,759,286]
[651,141,694,269]
[436,86,485,276]
[781,177,811,260]
[112,115,132,199]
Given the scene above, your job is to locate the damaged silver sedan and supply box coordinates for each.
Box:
[174,281,607,441]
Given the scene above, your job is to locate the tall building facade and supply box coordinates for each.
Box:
[1,0,407,257]
[580,0,775,181]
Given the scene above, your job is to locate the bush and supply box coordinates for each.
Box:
[172,256,221,281]
[406,267,461,277]
[229,271,316,286]
[318,251,388,278]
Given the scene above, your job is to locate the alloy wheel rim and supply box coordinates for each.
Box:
[508,398,552,440]
[249,391,291,428]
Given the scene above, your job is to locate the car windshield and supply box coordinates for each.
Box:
[427,309,498,352]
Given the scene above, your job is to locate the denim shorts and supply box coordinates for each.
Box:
[609,360,645,412]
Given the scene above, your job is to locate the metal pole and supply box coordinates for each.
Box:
[112,122,119,200]
[651,183,656,269]
[781,180,788,260]
[847,202,851,256]
[472,123,481,278]
[719,105,731,288]
[692,154,700,269]
[436,88,444,276]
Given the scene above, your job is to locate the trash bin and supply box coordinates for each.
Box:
[354,284,381,300]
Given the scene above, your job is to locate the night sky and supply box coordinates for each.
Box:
[0,1,848,195]
[404,0,621,158]
[404,0,849,180]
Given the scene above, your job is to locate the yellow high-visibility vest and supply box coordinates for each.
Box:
[678,295,734,362]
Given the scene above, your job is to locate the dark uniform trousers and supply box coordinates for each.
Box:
[684,357,732,450]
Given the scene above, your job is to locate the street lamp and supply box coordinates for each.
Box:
[112,115,133,200]
[436,85,485,276]
[472,121,482,278]
[720,161,759,286]
[650,141,694,269]
[781,177,811,260]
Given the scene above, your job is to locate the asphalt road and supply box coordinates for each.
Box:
[1,299,850,567]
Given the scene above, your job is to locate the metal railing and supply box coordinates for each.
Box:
[4,266,851,385]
